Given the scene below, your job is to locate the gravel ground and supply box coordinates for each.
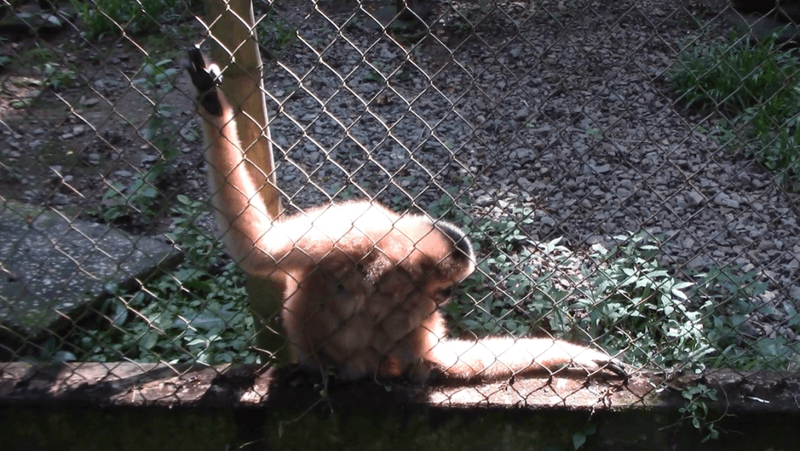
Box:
[221,0,800,345]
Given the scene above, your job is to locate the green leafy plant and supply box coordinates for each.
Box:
[669,34,797,113]
[694,266,799,370]
[99,59,181,225]
[42,62,78,90]
[572,423,597,450]
[677,384,722,442]
[257,8,297,55]
[436,203,779,372]
[100,172,161,223]
[63,196,260,364]
[134,58,181,159]
[437,198,575,339]
[572,233,712,367]
[670,32,800,187]
[444,236,574,339]
[20,44,52,65]
[585,127,603,140]
[71,0,187,38]
[364,60,388,83]
[576,237,797,371]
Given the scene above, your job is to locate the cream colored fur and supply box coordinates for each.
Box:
[191,56,625,381]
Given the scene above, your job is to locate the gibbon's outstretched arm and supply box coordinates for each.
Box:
[187,48,274,272]
[187,48,321,277]
[187,48,626,382]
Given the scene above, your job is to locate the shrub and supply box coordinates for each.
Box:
[670,33,800,187]
[71,0,188,37]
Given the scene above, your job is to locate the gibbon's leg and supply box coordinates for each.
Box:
[431,337,628,380]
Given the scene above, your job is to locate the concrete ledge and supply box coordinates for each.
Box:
[2,362,798,412]
[2,363,799,451]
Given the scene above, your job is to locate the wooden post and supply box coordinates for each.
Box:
[202,0,280,216]
[201,0,288,365]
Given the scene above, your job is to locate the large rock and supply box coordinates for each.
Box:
[0,201,180,343]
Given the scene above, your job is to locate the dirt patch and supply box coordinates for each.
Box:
[0,14,205,234]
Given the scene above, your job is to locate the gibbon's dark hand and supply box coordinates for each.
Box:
[186,48,223,117]
[597,358,628,379]
[567,347,629,379]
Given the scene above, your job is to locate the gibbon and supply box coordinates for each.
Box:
[186,49,626,382]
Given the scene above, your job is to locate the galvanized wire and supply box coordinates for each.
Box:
[0,0,798,405]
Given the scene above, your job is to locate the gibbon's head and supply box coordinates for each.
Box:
[389,216,476,304]
[434,220,476,273]
[429,221,476,305]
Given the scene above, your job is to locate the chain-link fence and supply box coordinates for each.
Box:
[1,0,799,404]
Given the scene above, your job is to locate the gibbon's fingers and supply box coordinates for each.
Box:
[569,349,628,378]
[545,344,625,377]
[593,359,628,379]
[187,47,223,117]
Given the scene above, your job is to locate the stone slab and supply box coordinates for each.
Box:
[0,201,180,341]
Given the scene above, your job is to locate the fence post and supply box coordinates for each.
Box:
[202,0,288,365]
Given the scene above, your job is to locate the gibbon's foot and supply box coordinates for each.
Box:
[571,349,628,379]
[593,359,628,379]
[186,47,223,117]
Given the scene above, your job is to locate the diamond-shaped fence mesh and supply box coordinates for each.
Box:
[1,0,799,405]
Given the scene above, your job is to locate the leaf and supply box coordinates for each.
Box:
[54,351,77,362]
[647,270,670,279]
[671,286,689,300]
[178,311,228,332]
[543,237,562,253]
[622,267,636,276]
[109,299,128,326]
[572,431,587,449]
[139,331,159,350]
[620,275,639,287]
[187,337,209,347]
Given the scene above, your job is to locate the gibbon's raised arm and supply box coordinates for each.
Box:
[187,49,463,277]
[187,49,317,276]
[188,48,626,382]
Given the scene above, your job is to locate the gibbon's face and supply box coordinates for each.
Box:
[417,225,476,306]
[376,214,475,307]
